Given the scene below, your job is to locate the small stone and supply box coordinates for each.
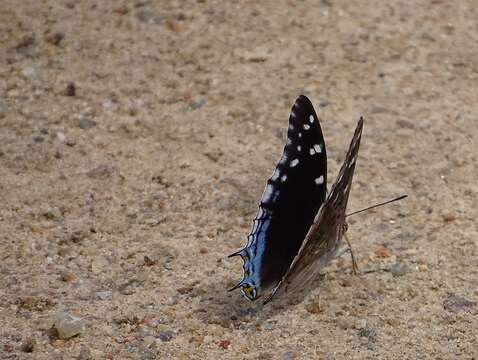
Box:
[355,319,367,330]
[234,48,269,62]
[21,67,36,79]
[390,262,408,277]
[16,35,35,54]
[370,106,389,114]
[64,82,76,96]
[56,131,66,142]
[45,31,65,46]
[443,294,476,313]
[358,327,377,341]
[33,136,44,143]
[282,351,298,360]
[78,345,92,360]
[60,271,78,283]
[418,264,428,272]
[20,336,35,352]
[374,247,391,258]
[78,117,96,129]
[143,256,157,266]
[91,256,109,274]
[305,302,322,314]
[165,19,182,32]
[218,339,230,350]
[442,213,457,223]
[136,10,154,23]
[95,291,112,300]
[0,102,8,119]
[337,318,351,330]
[143,336,157,349]
[158,330,173,342]
[86,165,114,180]
[53,312,85,339]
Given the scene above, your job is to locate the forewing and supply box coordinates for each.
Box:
[264,117,363,304]
[230,95,328,297]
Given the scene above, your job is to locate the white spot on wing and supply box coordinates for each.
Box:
[315,175,324,185]
[309,115,314,123]
[309,148,315,155]
[290,159,299,167]
[289,124,294,130]
[263,184,274,202]
[297,145,301,152]
[281,174,287,182]
[313,144,322,153]
[298,132,302,138]
[271,169,280,181]
[303,124,310,130]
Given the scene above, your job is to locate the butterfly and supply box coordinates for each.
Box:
[229,95,363,304]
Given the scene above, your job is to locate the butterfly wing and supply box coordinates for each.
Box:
[264,117,363,304]
[229,95,328,300]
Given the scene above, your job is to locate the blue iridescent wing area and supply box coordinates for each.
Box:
[263,118,363,304]
[229,95,328,300]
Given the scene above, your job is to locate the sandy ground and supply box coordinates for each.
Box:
[1,1,477,359]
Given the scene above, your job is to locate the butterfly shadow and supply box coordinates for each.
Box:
[192,275,329,328]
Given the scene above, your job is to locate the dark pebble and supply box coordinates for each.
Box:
[65,82,76,96]
[158,330,173,342]
[390,262,408,277]
[78,118,96,129]
[358,327,377,341]
[443,294,476,313]
[45,31,65,46]
[20,337,35,352]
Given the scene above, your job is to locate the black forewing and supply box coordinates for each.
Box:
[231,95,328,295]
[264,117,363,304]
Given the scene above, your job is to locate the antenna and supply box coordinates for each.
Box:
[346,195,407,217]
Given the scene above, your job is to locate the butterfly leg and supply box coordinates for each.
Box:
[344,234,359,275]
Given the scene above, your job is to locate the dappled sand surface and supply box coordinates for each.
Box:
[1,1,477,359]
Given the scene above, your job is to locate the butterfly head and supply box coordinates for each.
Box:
[241,282,258,301]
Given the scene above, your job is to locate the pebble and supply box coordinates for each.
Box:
[91,256,110,274]
[56,131,66,142]
[21,67,36,79]
[20,336,35,352]
[355,319,367,330]
[87,165,114,180]
[337,318,351,330]
[390,262,408,277]
[358,327,377,341]
[45,31,65,46]
[64,81,76,97]
[282,351,298,360]
[53,312,85,340]
[305,302,322,314]
[78,345,92,360]
[95,290,112,300]
[158,330,174,342]
[60,271,78,283]
[143,335,157,349]
[78,117,96,129]
[443,294,476,313]
[0,101,8,119]
[418,264,428,272]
